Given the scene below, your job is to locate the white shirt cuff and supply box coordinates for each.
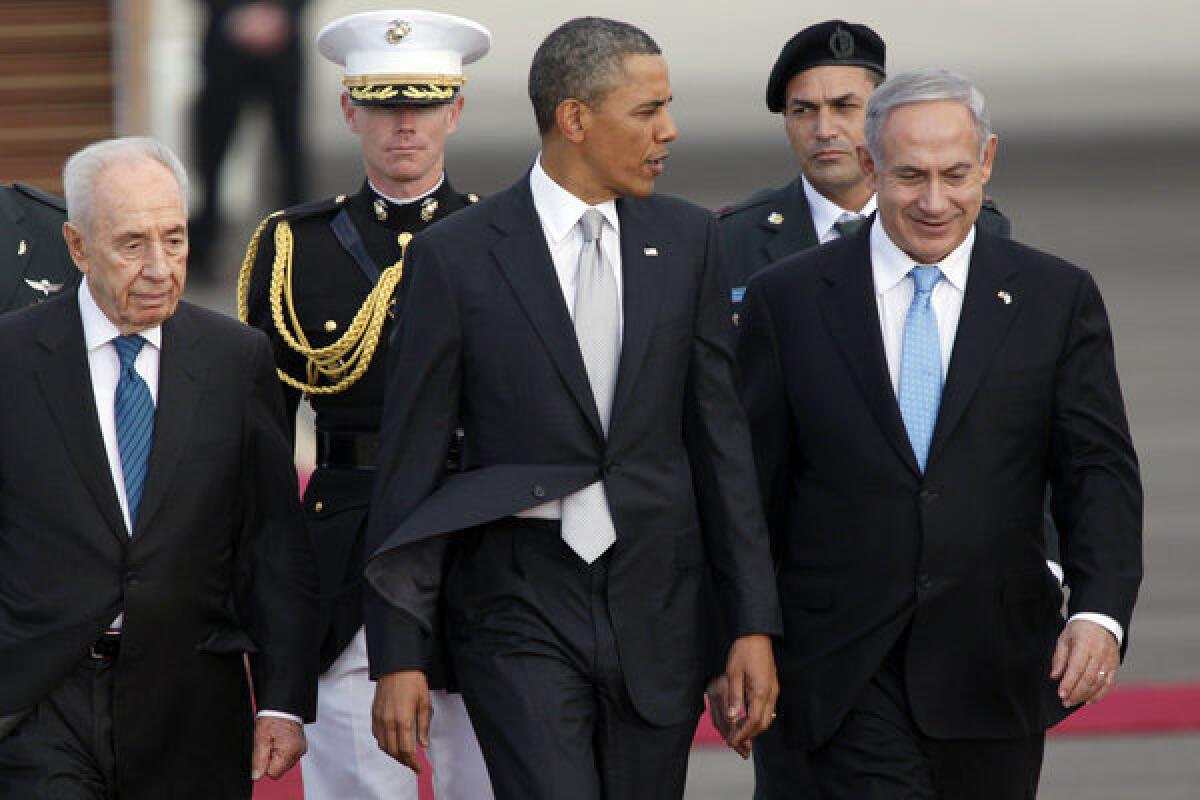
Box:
[256,710,303,725]
[1068,612,1124,646]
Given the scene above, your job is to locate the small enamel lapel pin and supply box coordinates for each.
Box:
[997,291,1013,305]
[643,246,659,257]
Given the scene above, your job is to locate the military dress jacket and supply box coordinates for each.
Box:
[0,183,79,313]
[244,177,475,676]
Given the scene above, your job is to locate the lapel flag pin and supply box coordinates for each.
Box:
[18,240,27,256]
[643,246,658,257]
[997,291,1013,305]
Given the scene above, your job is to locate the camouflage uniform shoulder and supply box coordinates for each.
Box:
[11,182,66,213]
[715,187,779,219]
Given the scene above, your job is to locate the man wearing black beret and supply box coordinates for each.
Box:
[717,20,1010,322]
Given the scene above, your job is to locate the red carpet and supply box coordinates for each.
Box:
[254,682,1200,799]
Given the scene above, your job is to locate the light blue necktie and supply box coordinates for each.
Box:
[113,334,155,528]
[898,266,943,472]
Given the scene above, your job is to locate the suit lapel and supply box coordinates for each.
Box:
[818,232,921,476]
[609,197,663,427]
[490,179,605,439]
[33,294,128,543]
[763,177,818,265]
[0,192,30,310]
[132,305,204,538]
[927,235,1022,465]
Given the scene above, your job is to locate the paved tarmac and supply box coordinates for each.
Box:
[198,132,1199,799]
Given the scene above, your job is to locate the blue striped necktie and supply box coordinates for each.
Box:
[898,266,943,473]
[113,334,155,528]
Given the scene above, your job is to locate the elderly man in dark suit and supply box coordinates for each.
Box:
[0,137,318,799]
[361,16,782,800]
[737,69,1142,799]
[0,182,79,312]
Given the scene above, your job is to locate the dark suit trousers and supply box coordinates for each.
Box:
[809,639,1045,800]
[0,658,117,799]
[446,518,700,800]
[752,721,820,799]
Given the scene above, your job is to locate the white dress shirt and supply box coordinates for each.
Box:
[79,280,298,722]
[79,278,162,537]
[518,155,625,521]
[368,174,443,206]
[803,175,877,244]
[867,220,1124,645]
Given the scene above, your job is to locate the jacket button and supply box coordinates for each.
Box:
[919,489,940,505]
[604,460,619,475]
[314,500,324,513]
[125,572,140,587]
[532,484,546,499]
[917,572,933,590]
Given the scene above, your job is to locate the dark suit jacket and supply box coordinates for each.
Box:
[0,184,79,312]
[0,294,318,799]
[362,175,782,726]
[716,174,1012,295]
[737,225,1142,748]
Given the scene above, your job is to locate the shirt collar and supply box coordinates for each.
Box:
[802,175,877,239]
[870,218,975,295]
[530,155,620,245]
[368,174,445,207]
[78,278,163,352]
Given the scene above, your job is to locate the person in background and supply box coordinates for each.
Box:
[0,182,79,311]
[239,10,494,800]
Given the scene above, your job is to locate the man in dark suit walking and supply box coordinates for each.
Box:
[362,17,781,800]
[737,70,1142,799]
[0,137,318,799]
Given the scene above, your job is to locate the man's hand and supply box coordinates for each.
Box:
[1050,618,1120,707]
[705,674,750,758]
[251,716,306,781]
[372,670,431,773]
[720,634,779,757]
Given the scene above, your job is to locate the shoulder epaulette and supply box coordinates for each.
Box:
[278,194,348,223]
[716,187,777,218]
[12,183,66,212]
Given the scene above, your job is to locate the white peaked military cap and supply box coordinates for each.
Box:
[316,10,492,106]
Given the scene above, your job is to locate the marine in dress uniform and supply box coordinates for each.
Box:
[0,183,79,313]
[238,11,493,799]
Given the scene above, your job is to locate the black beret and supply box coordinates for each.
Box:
[766,20,886,112]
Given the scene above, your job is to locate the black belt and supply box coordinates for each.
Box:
[89,630,121,661]
[316,430,379,470]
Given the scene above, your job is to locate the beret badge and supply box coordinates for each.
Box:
[829,27,855,59]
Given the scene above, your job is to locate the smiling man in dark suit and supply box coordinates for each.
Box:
[0,137,318,799]
[361,17,781,800]
[737,70,1142,799]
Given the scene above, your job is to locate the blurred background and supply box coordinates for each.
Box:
[2,0,1198,796]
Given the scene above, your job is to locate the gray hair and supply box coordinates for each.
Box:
[63,137,189,232]
[528,17,661,134]
[864,68,992,164]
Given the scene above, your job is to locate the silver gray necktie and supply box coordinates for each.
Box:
[561,209,619,562]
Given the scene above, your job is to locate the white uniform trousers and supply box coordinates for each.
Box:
[301,627,494,799]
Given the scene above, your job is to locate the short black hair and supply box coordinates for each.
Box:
[528,17,661,134]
